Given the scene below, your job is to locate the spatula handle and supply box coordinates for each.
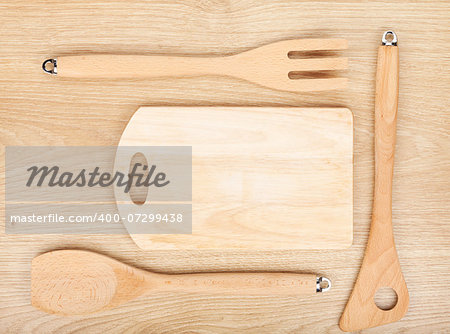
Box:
[373,36,399,229]
[155,273,327,295]
[51,55,229,78]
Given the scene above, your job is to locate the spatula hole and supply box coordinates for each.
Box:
[129,152,149,205]
[374,287,398,310]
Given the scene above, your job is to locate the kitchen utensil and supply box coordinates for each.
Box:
[114,107,353,250]
[339,31,408,331]
[31,250,331,315]
[42,38,348,92]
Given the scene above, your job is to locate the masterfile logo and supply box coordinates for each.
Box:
[5,146,192,234]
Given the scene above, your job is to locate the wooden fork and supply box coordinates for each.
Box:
[42,39,348,92]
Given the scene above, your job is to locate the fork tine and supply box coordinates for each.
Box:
[282,39,348,52]
[285,57,348,71]
[280,78,348,92]
[246,39,348,59]
[231,38,349,92]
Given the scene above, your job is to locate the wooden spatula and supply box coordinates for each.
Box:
[339,31,409,331]
[31,250,331,316]
[42,39,348,92]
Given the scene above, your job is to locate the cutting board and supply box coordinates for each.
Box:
[115,107,353,250]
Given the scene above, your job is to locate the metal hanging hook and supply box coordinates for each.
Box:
[42,58,57,74]
[316,276,331,292]
[382,31,398,46]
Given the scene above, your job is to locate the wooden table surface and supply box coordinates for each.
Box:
[1,1,449,333]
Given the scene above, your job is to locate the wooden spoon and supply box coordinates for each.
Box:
[31,250,329,316]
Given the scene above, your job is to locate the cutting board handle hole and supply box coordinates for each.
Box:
[374,287,398,311]
[128,152,149,205]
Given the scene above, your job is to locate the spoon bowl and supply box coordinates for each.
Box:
[31,250,150,315]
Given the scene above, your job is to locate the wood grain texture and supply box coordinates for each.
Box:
[340,43,409,331]
[55,39,348,92]
[32,250,318,316]
[0,0,449,333]
[116,107,353,250]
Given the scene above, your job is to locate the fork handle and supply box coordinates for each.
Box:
[54,55,232,78]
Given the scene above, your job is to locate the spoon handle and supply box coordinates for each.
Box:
[153,273,329,295]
